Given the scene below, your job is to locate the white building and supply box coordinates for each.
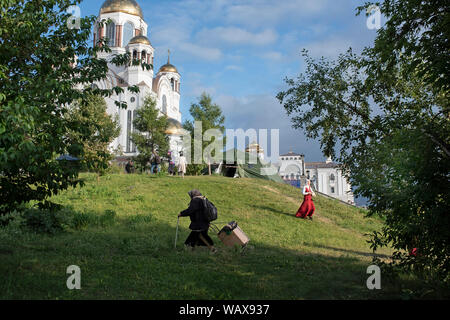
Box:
[278,151,306,181]
[245,142,265,161]
[278,152,355,205]
[93,0,184,161]
[305,157,355,205]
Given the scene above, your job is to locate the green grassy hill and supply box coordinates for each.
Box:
[0,173,396,299]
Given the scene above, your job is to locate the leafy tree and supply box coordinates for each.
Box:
[0,0,135,215]
[183,93,226,175]
[65,94,120,181]
[277,1,450,286]
[131,96,169,172]
[357,0,450,95]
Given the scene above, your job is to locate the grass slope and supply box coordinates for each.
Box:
[0,173,395,299]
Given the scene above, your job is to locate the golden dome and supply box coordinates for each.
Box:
[165,118,185,135]
[159,49,179,74]
[129,35,151,45]
[159,63,178,73]
[100,0,143,18]
[246,142,264,153]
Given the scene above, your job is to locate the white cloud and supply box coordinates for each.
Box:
[225,65,243,71]
[260,51,285,61]
[302,36,355,58]
[196,27,278,47]
[223,0,335,29]
[178,43,223,61]
[216,94,323,161]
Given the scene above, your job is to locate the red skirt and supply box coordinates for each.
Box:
[295,195,315,218]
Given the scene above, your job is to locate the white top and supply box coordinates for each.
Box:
[178,156,187,173]
[303,186,313,195]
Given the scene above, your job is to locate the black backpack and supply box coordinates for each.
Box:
[202,197,218,222]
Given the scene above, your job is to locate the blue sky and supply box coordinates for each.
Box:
[79,0,377,162]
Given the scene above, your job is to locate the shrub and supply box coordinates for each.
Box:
[21,208,69,234]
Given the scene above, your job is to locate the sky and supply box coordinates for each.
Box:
[79,0,378,163]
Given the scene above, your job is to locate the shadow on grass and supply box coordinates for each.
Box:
[0,212,396,300]
[305,243,390,259]
[251,205,298,219]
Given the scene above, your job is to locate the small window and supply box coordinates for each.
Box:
[330,174,335,182]
[331,187,335,194]
[123,22,134,46]
[162,95,167,114]
[106,22,116,47]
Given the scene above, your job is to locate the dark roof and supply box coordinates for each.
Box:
[280,152,304,157]
[305,162,340,169]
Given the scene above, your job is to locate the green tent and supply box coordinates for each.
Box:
[206,149,284,184]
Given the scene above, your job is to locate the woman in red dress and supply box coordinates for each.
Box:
[296,180,316,220]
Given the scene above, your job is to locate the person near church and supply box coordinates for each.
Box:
[151,150,161,174]
[168,151,175,176]
[125,158,134,174]
[178,151,187,178]
[295,179,316,220]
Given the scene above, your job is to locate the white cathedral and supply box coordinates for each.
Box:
[277,151,355,205]
[93,0,185,161]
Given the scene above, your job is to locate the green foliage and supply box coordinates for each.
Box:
[183,93,226,174]
[0,0,135,215]
[278,1,450,283]
[357,0,450,95]
[21,208,71,235]
[131,96,170,171]
[65,94,120,177]
[186,163,208,176]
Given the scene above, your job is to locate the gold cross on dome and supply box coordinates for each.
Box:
[168,49,171,63]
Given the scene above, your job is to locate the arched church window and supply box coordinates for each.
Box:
[141,50,147,62]
[171,78,175,91]
[106,22,116,47]
[97,27,102,45]
[133,50,137,61]
[123,22,134,46]
[330,174,335,182]
[162,95,167,114]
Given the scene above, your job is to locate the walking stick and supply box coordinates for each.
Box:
[174,216,180,249]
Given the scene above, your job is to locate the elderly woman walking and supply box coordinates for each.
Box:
[178,189,216,252]
[295,179,316,220]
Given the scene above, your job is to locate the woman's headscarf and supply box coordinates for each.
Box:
[188,189,202,198]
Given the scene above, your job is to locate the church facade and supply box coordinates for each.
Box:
[277,152,355,205]
[93,0,184,161]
